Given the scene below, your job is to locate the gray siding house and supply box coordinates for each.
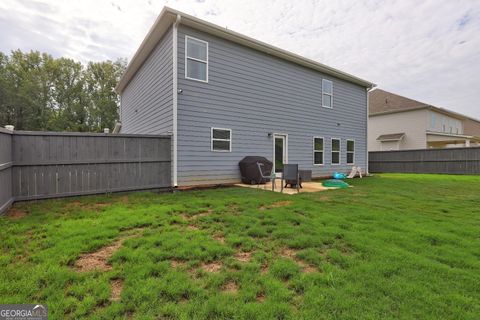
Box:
[116,7,374,187]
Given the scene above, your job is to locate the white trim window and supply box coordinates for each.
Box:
[322,79,333,108]
[313,137,324,165]
[347,139,355,164]
[211,128,231,152]
[331,138,340,165]
[185,36,208,82]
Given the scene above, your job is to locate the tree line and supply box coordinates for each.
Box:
[0,50,126,132]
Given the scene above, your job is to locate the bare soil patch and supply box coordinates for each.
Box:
[110,279,124,301]
[256,292,266,302]
[280,247,317,273]
[187,224,199,231]
[213,234,225,243]
[67,201,111,211]
[280,247,298,259]
[234,251,253,262]
[259,201,293,211]
[74,229,143,272]
[181,209,213,221]
[171,260,186,268]
[261,263,269,274]
[6,207,28,219]
[221,280,238,294]
[200,261,223,273]
[296,260,317,273]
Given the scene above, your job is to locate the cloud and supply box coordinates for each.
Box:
[0,0,479,118]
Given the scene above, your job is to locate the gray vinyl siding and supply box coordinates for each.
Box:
[176,25,367,186]
[121,27,173,135]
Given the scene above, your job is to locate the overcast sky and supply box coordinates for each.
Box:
[1,0,479,118]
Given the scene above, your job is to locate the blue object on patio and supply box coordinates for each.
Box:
[333,172,347,179]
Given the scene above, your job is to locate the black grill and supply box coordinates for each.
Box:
[238,156,273,184]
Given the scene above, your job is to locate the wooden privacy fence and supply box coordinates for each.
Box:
[0,129,171,214]
[369,147,480,174]
[0,128,13,214]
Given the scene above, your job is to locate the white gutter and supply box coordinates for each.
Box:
[172,14,181,187]
[366,85,376,175]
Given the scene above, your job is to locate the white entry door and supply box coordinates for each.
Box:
[273,134,287,174]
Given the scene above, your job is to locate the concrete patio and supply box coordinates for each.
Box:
[235,179,341,195]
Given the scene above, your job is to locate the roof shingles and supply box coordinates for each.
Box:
[369,89,428,115]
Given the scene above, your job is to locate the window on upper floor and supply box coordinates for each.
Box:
[322,79,333,108]
[430,113,436,129]
[331,138,340,164]
[185,36,208,82]
[313,137,324,165]
[211,128,231,152]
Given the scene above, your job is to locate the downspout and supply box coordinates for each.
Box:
[366,85,376,175]
[172,14,181,187]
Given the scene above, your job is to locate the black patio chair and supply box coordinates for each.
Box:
[256,162,277,191]
[282,164,300,193]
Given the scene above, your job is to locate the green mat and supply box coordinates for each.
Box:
[322,179,349,188]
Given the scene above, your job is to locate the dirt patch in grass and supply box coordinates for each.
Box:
[296,260,317,273]
[67,201,111,211]
[187,224,199,231]
[74,229,143,272]
[171,260,186,268]
[5,207,28,219]
[226,203,241,215]
[221,280,238,294]
[280,247,317,273]
[259,201,293,211]
[213,234,225,243]
[234,251,253,262]
[110,279,124,301]
[261,263,269,274]
[256,292,266,302]
[200,261,223,273]
[181,209,213,221]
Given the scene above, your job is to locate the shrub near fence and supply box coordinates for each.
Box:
[369,147,480,174]
[0,129,171,214]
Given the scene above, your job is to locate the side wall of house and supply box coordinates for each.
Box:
[176,25,368,186]
[368,109,428,151]
[463,118,480,137]
[120,27,173,135]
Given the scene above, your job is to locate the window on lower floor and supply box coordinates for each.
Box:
[331,138,340,164]
[313,137,324,165]
[211,128,231,152]
[347,140,355,164]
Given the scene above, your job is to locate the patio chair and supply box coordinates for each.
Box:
[347,166,363,179]
[282,164,300,193]
[256,162,277,191]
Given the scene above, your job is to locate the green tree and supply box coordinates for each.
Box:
[0,50,126,132]
[1,50,55,130]
[85,59,126,132]
[48,58,88,131]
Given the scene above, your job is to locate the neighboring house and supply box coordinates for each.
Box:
[368,89,480,151]
[116,7,374,187]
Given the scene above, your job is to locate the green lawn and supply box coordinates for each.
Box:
[1,174,479,319]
